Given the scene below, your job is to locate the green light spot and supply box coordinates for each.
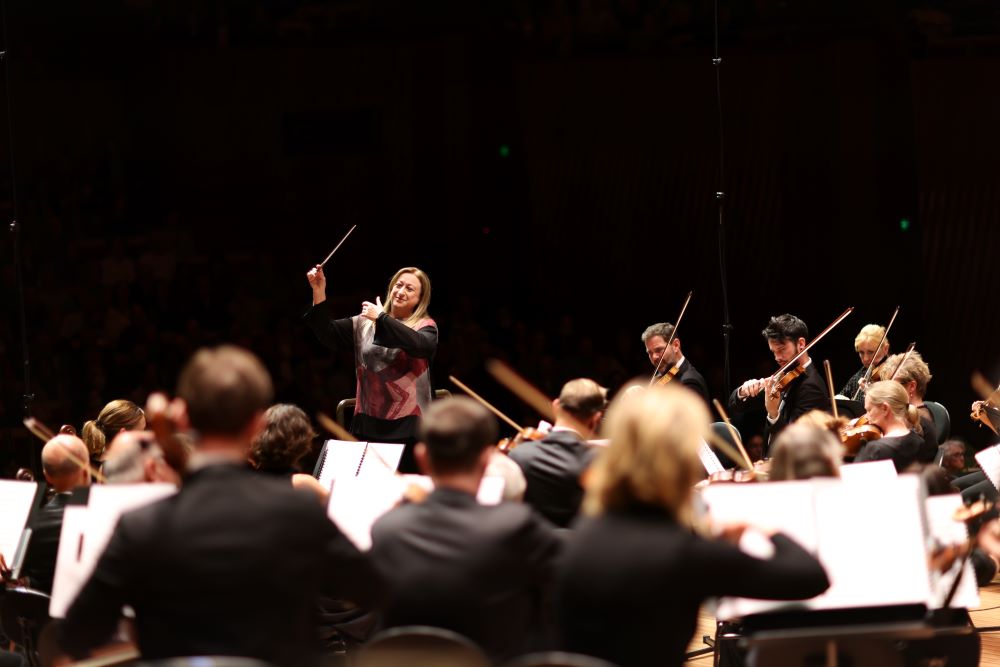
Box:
[899,218,911,231]
[499,145,510,158]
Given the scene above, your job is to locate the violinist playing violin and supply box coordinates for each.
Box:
[729,314,829,453]
[839,324,889,402]
[641,322,710,404]
[853,381,925,471]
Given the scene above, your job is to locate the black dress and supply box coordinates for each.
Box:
[853,430,924,471]
[555,506,829,667]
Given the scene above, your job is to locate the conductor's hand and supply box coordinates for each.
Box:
[361,296,382,322]
[307,264,327,303]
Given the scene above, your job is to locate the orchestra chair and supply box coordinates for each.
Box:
[336,390,452,429]
[0,587,50,667]
[835,399,865,420]
[355,626,490,667]
[710,422,743,470]
[502,652,620,667]
[923,401,951,444]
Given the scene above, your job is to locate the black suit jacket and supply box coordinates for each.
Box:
[728,362,829,453]
[20,493,71,594]
[508,430,596,528]
[675,359,710,404]
[556,507,830,667]
[60,464,382,667]
[370,487,562,661]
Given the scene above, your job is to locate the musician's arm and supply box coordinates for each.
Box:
[303,302,354,350]
[374,315,437,359]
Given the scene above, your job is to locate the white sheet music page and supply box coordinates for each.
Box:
[975,444,1000,491]
[925,494,980,609]
[317,440,368,489]
[811,474,931,610]
[698,439,726,475]
[49,483,177,619]
[327,474,405,551]
[0,480,38,567]
[49,506,90,618]
[357,443,405,478]
[839,459,898,484]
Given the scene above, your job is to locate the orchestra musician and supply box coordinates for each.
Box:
[370,396,562,661]
[555,384,829,667]
[852,381,924,471]
[81,399,146,467]
[839,324,889,401]
[729,314,829,453]
[769,422,842,481]
[305,265,437,473]
[876,350,938,462]
[641,322,709,403]
[508,378,606,527]
[59,346,383,667]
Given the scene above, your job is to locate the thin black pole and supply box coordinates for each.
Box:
[712,0,733,398]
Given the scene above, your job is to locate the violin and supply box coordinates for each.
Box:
[497,426,546,454]
[653,365,681,386]
[972,400,999,436]
[840,416,883,456]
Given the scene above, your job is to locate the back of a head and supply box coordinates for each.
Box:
[81,399,145,459]
[866,380,917,424]
[770,424,842,482]
[177,345,274,438]
[585,383,708,521]
[557,378,607,421]
[250,403,317,472]
[103,432,163,484]
[419,396,497,474]
[41,435,90,490]
[762,314,808,342]
[878,351,932,398]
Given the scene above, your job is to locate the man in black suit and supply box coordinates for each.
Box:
[509,378,605,527]
[641,322,710,403]
[20,435,91,594]
[729,314,829,455]
[370,397,562,661]
[59,346,382,667]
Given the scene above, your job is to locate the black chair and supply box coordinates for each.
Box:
[502,652,620,667]
[355,626,490,667]
[924,401,951,444]
[710,421,743,470]
[835,399,865,419]
[336,389,452,428]
[0,587,51,667]
[136,658,274,667]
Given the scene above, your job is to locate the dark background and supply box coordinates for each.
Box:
[1,0,999,475]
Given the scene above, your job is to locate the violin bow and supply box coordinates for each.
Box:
[711,399,754,471]
[649,291,693,386]
[449,375,525,435]
[772,307,854,380]
[823,360,839,420]
[886,342,918,383]
[23,417,108,483]
[852,306,899,401]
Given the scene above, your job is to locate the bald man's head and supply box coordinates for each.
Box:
[41,435,91,492]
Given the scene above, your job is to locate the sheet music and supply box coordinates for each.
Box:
[0,480,39,567]
[357,443,405,478]
[699,439,726,475]
[975,444,1000,492]
[925,494,979,609]
[50,484,176,618]
[839,459,898,484]
[707,476,934,619]
[328,475,406,551]
[317,440,368,489]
